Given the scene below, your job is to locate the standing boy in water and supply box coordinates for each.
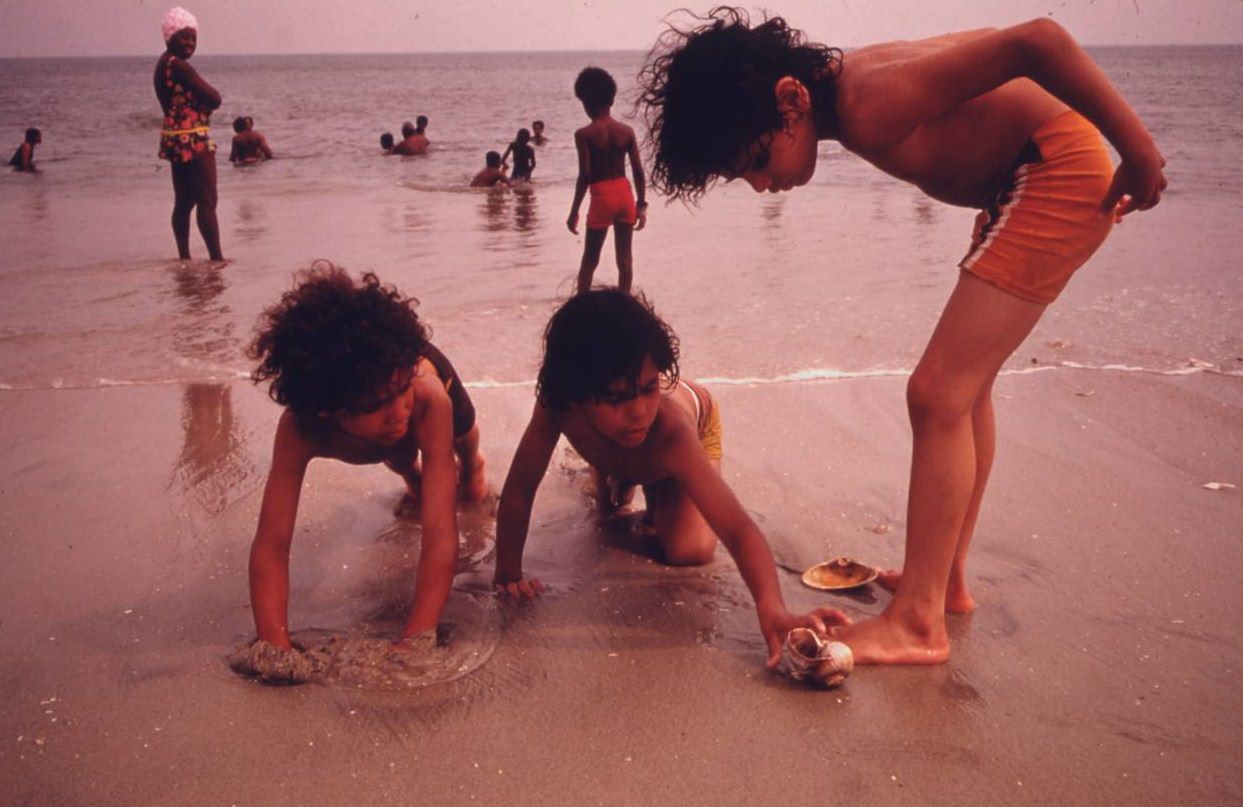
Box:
[494,289,847,668]
[639,9,1165,664]
[9,128,41,172]
[567,67,647,294]
[502,128,536,182]
[242,264,487,683]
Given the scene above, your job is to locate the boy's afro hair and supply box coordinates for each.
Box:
[574,66,618,109]
[537,288,680,412]
[248,261,430,415]
[638,6,841,202]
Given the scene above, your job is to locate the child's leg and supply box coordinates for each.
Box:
[835,273,1046,664]
[642,459,721,566]
[453,423,487,502]
[191,154,224,261]
[612,222,634,293]
[877,374,996,614]
[575,228,609,294]
[170,164,195,259]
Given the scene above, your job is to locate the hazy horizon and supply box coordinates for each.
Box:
[2,0,1241,59]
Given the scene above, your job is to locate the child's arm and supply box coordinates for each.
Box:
[664,432,848,667]
[17,143,34,171]
[567,130,591,234]
[493,403,560,599]
[170,57,222,110]
[248,412,313,650]
[258,134,274,159]
[849,19,1164,216]
[400,383,460,638]
[228,136,240,164]
[626,129,647,231]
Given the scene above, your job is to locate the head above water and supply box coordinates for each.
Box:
[416,115,428,132]
[249,262,431,418]
[401,121,415,137]
[638,6,842,203]
[574,67,617,114]
[485,150,501,168]
[515,128,531,144]
[380,132,395,149]
[25,127,41,144]
[537,288,680,413]
[232,116,247,133]
[532,120,545,133]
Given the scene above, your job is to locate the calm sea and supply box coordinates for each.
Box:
[0,47,1240,390]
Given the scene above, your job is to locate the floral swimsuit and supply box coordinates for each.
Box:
[158,55,214,163]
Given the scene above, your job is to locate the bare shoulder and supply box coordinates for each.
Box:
[274,409,318,463]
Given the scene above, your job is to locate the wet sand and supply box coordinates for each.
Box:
[2,366,1240,804]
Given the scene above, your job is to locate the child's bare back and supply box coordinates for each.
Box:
[574,116,637,183]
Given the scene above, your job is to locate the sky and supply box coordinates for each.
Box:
[1,0,1241,57]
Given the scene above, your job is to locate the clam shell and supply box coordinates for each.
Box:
[801,557,879,591]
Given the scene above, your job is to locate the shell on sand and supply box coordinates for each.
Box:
[801,557,879,591]
[782,627,854,688]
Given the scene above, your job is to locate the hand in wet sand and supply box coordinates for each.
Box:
[759,605,851,669]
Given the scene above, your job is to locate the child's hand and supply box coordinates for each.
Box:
[757,604,852,669]
[566,211,579,234]
[494,575,545,601]
[635,209,647,231]
[1099,147,1167,222]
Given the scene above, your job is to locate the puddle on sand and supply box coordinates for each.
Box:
[229,591,501,691]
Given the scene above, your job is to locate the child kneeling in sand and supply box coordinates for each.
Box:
[493,288,845,667]
[240,263,486,683]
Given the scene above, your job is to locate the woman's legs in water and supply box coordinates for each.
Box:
[171,154,223,261]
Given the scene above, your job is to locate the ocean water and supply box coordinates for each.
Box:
[0,47,1240,391]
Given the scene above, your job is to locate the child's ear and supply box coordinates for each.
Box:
[774,76,811,115]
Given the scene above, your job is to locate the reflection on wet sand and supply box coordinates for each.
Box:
[512,184,539,234]
[173,382,254,513]
[233,197,270,244]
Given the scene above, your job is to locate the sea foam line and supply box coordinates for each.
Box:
[1,360,1238,394]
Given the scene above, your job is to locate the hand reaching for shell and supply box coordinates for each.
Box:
[757,604,852,669]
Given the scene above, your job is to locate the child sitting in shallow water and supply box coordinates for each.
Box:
[493,288,846,668]
[239,263,486,683]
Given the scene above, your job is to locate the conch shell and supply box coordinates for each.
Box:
[782,627,853,688]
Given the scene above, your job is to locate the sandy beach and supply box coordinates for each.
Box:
[2,366,1239,804]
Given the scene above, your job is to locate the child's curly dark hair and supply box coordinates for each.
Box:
[638,7,841,203]
[574,66,618,111]
[249,262,430,415]
[537,289,680,412]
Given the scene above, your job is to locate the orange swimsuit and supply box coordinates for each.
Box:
[586,177,638,230]
[959,110,1115,304]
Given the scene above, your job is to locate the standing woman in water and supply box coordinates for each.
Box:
[154,7,224,261]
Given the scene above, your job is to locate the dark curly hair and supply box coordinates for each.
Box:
[638,7,842,203]
[574,66,618,111]
[249,262,430,416]
[537,289,680,412]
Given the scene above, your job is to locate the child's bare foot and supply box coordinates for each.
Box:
[459,453,488,503]
[830,611,949,665]
[876,569,977,614]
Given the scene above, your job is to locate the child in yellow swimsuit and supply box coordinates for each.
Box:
[493,288,847,670]
[639,10,1166,666]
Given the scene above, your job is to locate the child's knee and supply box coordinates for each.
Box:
[906,368,977,426]
[662,533,716,566]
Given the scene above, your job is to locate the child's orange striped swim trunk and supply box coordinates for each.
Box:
[959,110,1115,304]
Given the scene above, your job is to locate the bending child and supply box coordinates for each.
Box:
[639,9,1166,664]
[244,264,487,682]
[567,67,647,294]
[493,289,846,668]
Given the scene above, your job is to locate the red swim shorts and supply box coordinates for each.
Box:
[586,177,637,230]
[959,110,1115,304]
